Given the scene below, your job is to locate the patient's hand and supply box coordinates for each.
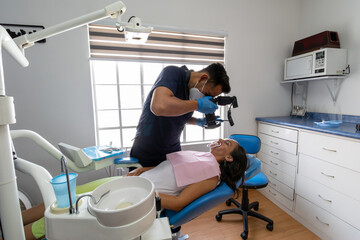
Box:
[126,167,154,176]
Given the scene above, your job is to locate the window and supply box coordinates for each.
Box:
[89,25,225,148]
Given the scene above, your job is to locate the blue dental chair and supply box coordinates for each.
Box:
[163,134,273,239]
[216,134,273,239]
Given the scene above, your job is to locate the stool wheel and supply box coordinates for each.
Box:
[215,214,222,222]
[253,204,259,211]
[225,199,232,206]
[241,231,248,240]
[266,223,274,231]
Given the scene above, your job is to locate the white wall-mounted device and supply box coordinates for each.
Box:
[284,48,348,81]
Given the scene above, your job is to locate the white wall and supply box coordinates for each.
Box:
[1,0,299,204]
[224,0,300,136]
[299,0,360,115]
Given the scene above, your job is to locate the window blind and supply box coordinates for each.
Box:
[88,24,225,64]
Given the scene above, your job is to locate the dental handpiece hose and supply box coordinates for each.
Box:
[155,190,161,218]
[61,156,75,214]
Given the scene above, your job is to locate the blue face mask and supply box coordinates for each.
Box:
[189,80,207,100]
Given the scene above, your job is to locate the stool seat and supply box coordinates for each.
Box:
[243,172,268,189]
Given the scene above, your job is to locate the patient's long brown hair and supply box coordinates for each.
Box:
[219,144,247,197]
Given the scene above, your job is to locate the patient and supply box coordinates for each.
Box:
[127,138,247,212]
[7,138,245,239]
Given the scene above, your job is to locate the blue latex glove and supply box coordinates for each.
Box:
[215,116,224,123]
[195,118,207,127]
[196,116,224,127]
[197,96,218,114]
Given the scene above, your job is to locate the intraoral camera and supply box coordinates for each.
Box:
[205,96,238,129]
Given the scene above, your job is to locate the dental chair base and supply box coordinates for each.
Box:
[171,228,189,240]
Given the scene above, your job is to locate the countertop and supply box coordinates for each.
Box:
[256,113,360,140]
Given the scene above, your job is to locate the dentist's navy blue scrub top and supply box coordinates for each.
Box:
[130,66,193,167]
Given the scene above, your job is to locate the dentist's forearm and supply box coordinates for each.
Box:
[151,87,198,116]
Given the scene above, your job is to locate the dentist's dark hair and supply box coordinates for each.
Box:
[219,144,247,197]
[200,63,231,93]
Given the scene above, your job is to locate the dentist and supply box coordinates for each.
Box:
[130,63,231,167]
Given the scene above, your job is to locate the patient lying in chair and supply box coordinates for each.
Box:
[127,138,248,212]
[6,138,246,240]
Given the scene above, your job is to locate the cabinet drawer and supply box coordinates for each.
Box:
[258,151,296,179]
[295,195,360,240]
[259,144,298,166]
[296,174,360,230]
[258,186,294,211]
[259,133,297,155]
[262,162,295,188]
[268,175,294,200]
[299,131,360,172]
[258,123,298,142]
[299,153,360,201]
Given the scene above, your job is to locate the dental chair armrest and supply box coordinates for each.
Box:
[14,157,55,209]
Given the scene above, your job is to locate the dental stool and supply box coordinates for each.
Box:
[163,135,263,239]
[216,134,274,240]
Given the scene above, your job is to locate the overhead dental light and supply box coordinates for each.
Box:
[116,16,153,44]
[0,1,152,239]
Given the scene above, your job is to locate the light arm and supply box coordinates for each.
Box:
[0,26,29,67]
[11,130,93,173]
[13,1,126,49]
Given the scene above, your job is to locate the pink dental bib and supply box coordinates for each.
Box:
[167,151,220,187]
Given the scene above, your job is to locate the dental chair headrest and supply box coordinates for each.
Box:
[229,134,261,154]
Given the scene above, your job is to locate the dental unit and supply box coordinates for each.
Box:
[11,130,171,240]
[0,2,172,239]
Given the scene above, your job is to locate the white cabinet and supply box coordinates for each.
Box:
[297,131,360,239]
[257,122,298,211]
[295,195,360,240]
[257,121,360,240]
[299,131,360,172]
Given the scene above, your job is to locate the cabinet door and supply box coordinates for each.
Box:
[258,187,294,211]
[262,162,295,188]
[267,175,294,200]
[285,55,313,80]
[258,123,298,142]
[299,131,360,172]
[296,174,360,230]
[258,151,296,180]
[260,144,298,166]
[259,133,297,155]
[298,153,360,201]
[295,195,360,240]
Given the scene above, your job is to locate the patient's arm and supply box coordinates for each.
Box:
[126,167,154,176]
[22,203,45,226]
[159,176,218,212]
